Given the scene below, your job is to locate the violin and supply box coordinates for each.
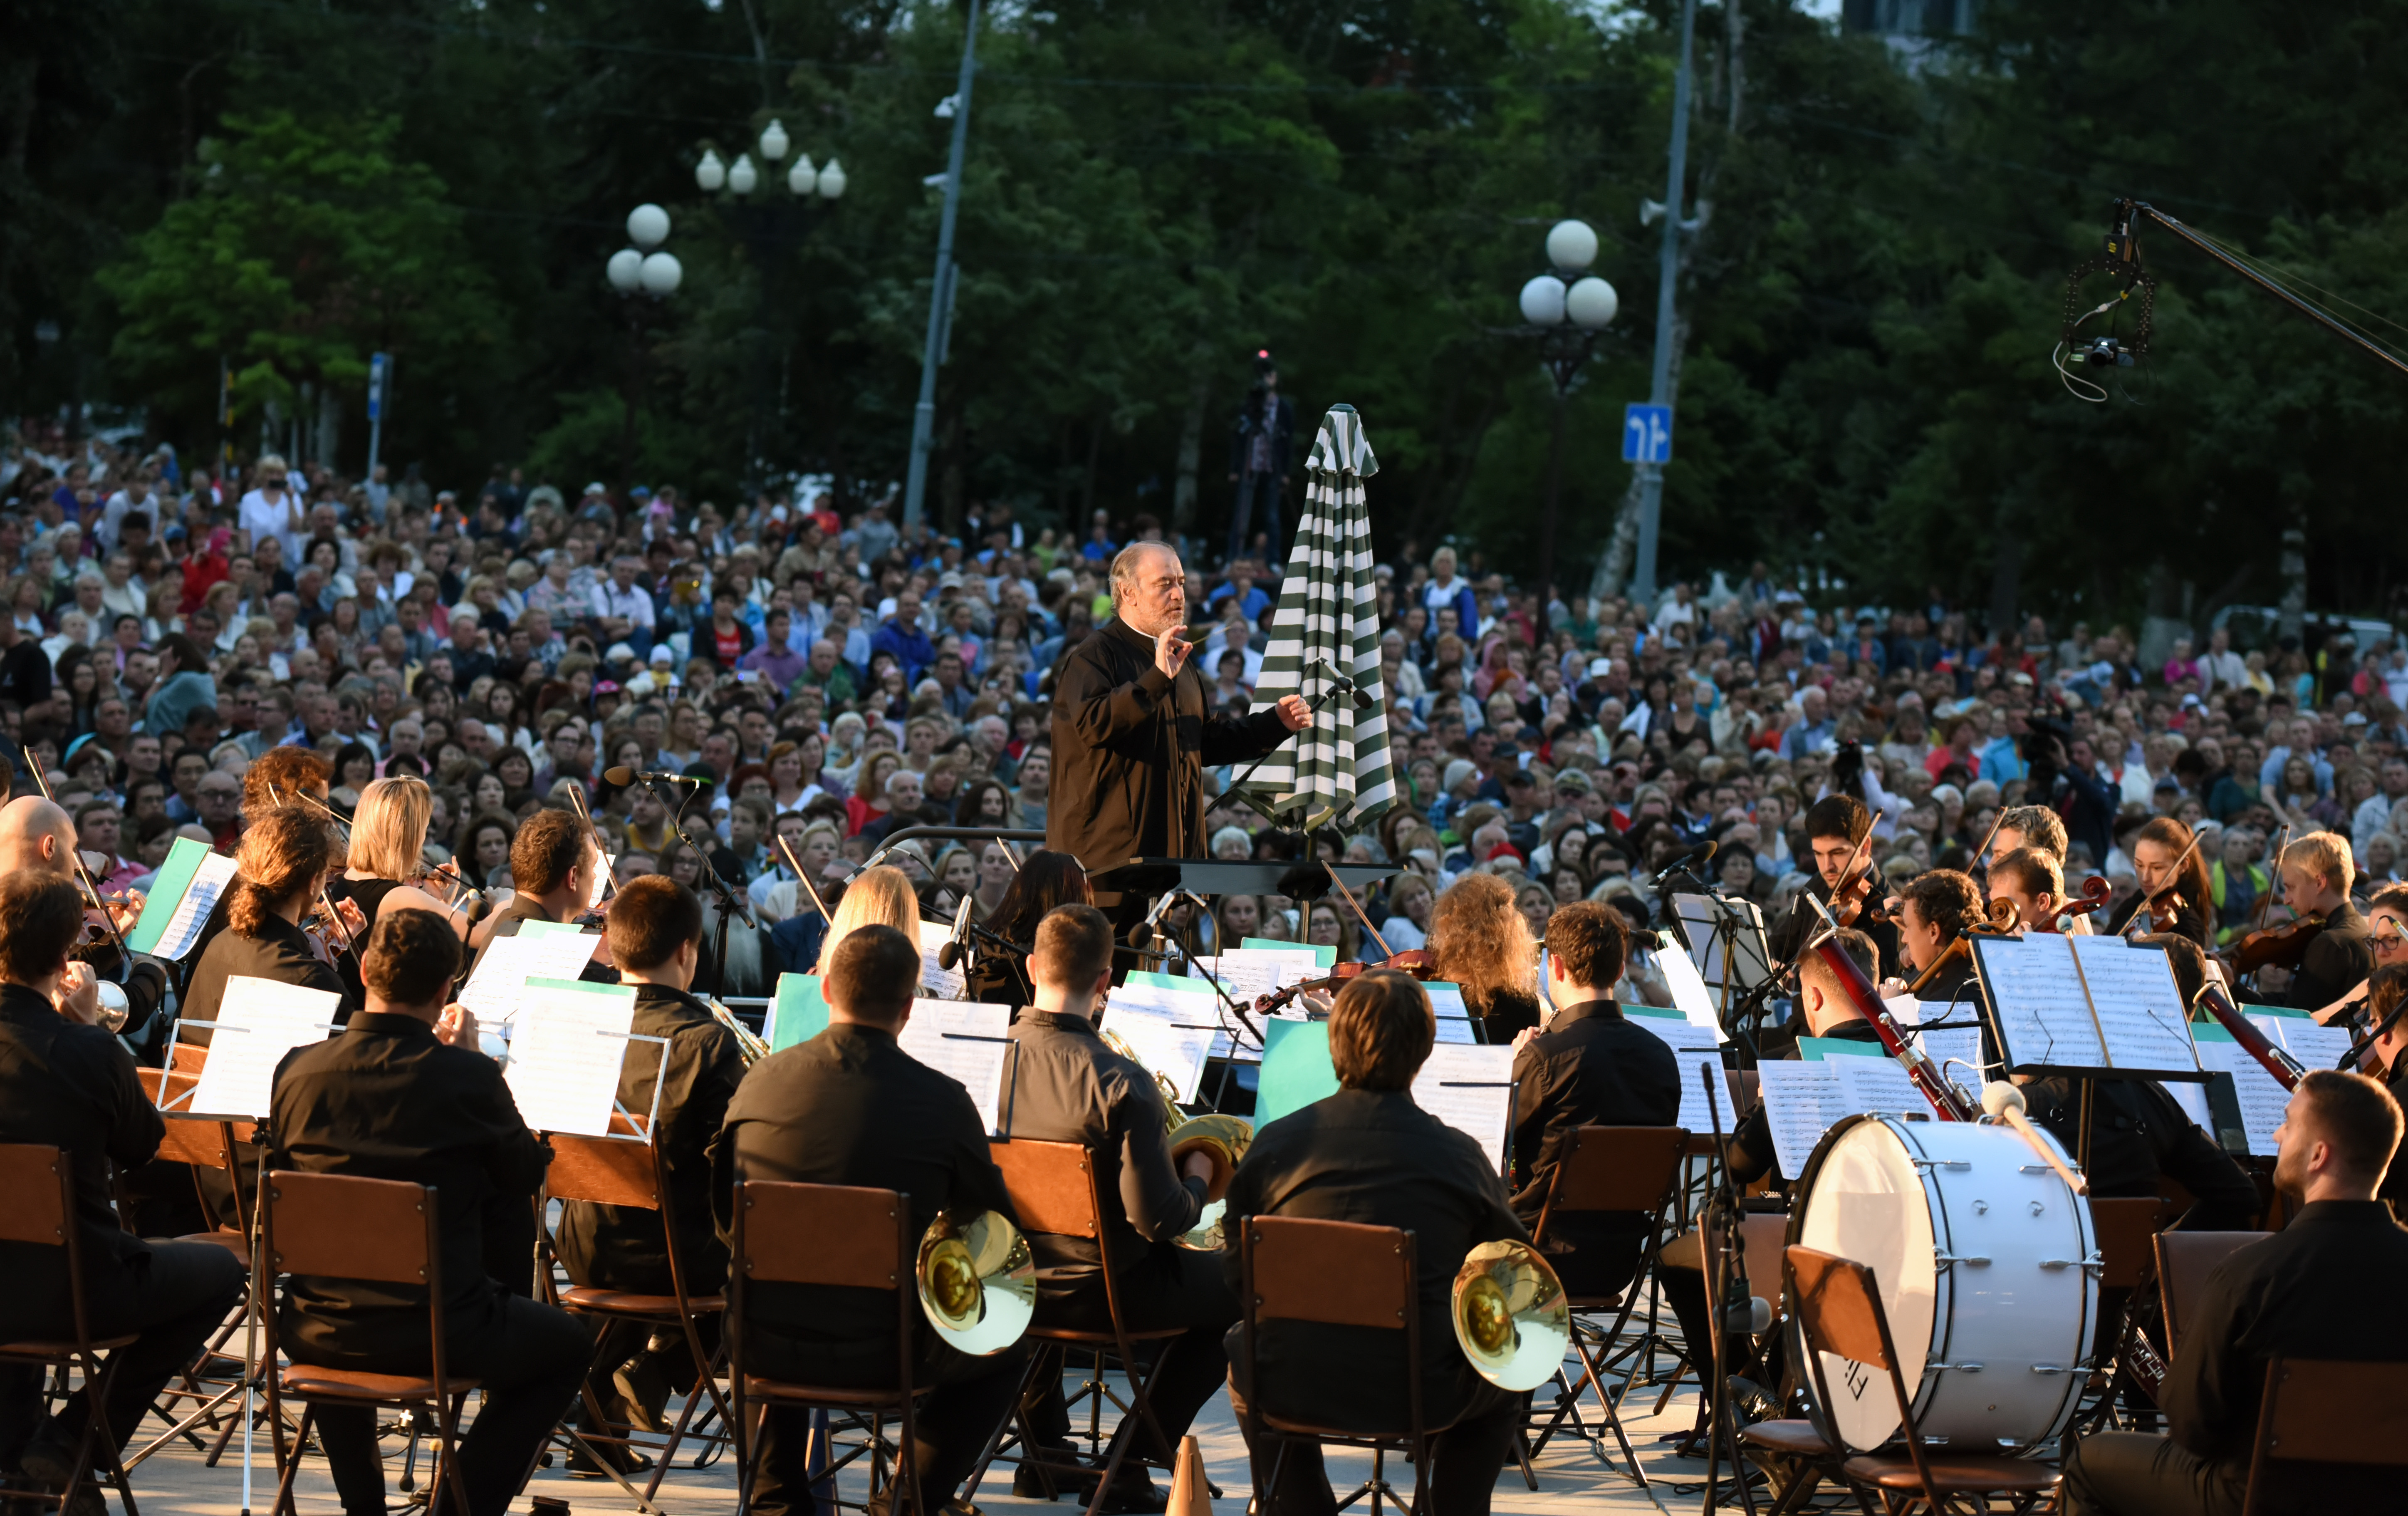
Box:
[1903,897,2020,996]
[1825,828,1888,928]
[410,859,488,919]
[2221,913,2327,978]
[2045,874,2113,931]
[1249,949,1437,1018]
[301,887,368,964]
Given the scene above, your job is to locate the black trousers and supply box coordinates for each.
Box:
[1228,1377,1518,1516]
[1226,472,1285,567]
[2061,1431,2241,1516]
[745,1331,1029,1516]
[1027,1246,1237,1466]
[0,1237,249,1465]
[302,1294,590,1516]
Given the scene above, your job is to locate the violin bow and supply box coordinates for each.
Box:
[2125,826,2208,939]
[1321,859,1395,961]
[24,743,133,961]
[1970,803,2010,876]
[777,833,834,924]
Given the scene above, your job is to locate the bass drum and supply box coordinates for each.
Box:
[1787,1114,2097,1454]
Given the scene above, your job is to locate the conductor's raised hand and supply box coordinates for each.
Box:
[1154,625,1192,681]
[1275,694,1312,731]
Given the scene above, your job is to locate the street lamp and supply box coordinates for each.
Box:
[607,203,681,492]
[1518,218,1616,637]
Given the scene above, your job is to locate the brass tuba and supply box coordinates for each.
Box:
[916,1209,1037,1355]
[1168,1113,1252,1251]
[1451,1240,1572,1391]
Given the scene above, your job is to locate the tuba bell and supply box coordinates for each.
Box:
[916,1209,1036,1355]
[1451,1240,1572,1392]
[1168,1113,1252,1251]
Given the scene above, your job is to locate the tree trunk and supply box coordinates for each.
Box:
[317,382,341,472]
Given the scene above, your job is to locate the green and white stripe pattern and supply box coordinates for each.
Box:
[1233,403,1398,833]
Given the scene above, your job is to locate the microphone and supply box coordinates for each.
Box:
[604,765,703,787]
[1722,1295,1775,1335]
[937,891,975,972]
[1657,838,1718,876]
[1308,658,1375,711]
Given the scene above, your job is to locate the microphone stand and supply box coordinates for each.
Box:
[1697,1063,1763,1516]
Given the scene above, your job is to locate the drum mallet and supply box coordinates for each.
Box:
[1981,1082,2090,1195]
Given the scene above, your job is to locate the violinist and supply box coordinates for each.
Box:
[1765,794,1901,987]
[2104,817,2212,951]
[1728,927,1885,1189]
[0,796,167,1041]
[2355,965,2408,1214]
[2309,884,2408,1028]
[965,849,1089,1008]
[1987,847,2067,936]
[325,779,472,1013]
[2263,830,2372,1013]
[182,809,358,1028]
[1988,805,2093,935]
[186,746,334,969]
[1426,873,1544,1041]
[1883,869,1985,1006]
[465,808,616,983]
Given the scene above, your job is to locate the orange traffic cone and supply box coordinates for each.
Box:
[1167,1434,1213,1516]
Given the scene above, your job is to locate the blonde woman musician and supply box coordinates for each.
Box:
[329,776,471,940]
[814,865,920,971]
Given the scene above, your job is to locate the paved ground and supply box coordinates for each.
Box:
[106,1333,1761,1516]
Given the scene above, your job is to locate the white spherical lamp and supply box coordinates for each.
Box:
[1519,274,1568,327]
[728,154,758,195]
[639,251,683,297]
[626,203,671,253]
[1546,218,1599,273]
[606,249,643,293]
[816,158,847,200]
[694,150,726,193]
[758,119,789,163]
[1566,276,1619,330]
[787,154,818,196]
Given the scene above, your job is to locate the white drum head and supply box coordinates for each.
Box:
[1796,1118,1935,1451]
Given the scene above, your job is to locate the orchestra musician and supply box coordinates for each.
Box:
[2310,884,2408,1028]
[1506,902,1679,1297]
[2355,966,2408,1214]
[1988,803,2069,870]
[553,876,748,1475]
[182,808,359,1028]
[2261,831,2373,1013]
[709,924,1027,1516]
[1728,927,1883,1189]
[2104,817,2213,951]
[815,864,919,964]
[1425,873,1544,1041]
[187,746,336,968]
[465,808,615,983]
[325,776,472,1006]
[1220,971,1529,1516]
[1765,795,1901,989]
[1883,868,1986,1006]
[964,850,1090,1008]
[1988,847,2070,937]
[0,795,168,1038]
[268,907,588,1516]
[0,873,247,1502]
[1008,904,1229,1507]
[2061,1070,2408,1516]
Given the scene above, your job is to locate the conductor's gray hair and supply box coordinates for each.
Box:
[1108,542,1178,604]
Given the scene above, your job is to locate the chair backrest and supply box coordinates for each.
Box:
[734,1182,908,1290]
[989,1138,1097,1239]
[1730,1212,1790,1315]
[265,1171,435,1286]
[1544,1126,1690,1216]
[1245,1216,1412,1330]
[2247,1356,2408,1495]
[139,1069,225,1168]
[1785,1245,1891,1370]
[2156,1230,2262,1353]
[2089,1197,2171,1291]
[546,1133,660,1211]
[0,1143,70,1247]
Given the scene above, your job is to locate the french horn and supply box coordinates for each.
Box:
[1451,1240,1572,1392]
[1168,1113,1252,1251]
[915,1209,1036,1355]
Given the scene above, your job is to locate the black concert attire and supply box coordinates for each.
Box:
[468,897,618,986]
[1507,998,1680,1297]
[1047,618,1291,923]
[967,949,1035,1010]
[710,1023,1027,1516]
[2280,899,2373,1015]
[2022,1080,2257,1229]
[554,981,747,1439]
[2380,1054,2408,1218]
[1218,1087,1527,1516]
[1006,1008,1235,1476]
[2106,894,2213,954]
[322,876,403,1008]
[269,1012,588,1516]
[0,984,248,1478]
[1462,984,1544,1044]
[2063,1201,2408,1516]
[1765,864,1902,987]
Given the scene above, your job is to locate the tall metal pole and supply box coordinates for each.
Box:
[1630,0,1698,608]
[901,0,981,533]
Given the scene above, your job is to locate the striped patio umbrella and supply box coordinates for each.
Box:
[1230,403,1398,834]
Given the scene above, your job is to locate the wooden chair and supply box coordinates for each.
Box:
[2240,1356,2408,1515]
[1522,1125,1688,1485]
[963,1139,1185,1516]
[260,1172,478,1516]
[726,1182,927,1516]
[1786,1245,2059,1514]
[2154,1231,2262,1357]
[2070,1197,2175,1434]
[541,1130,730,1504]
[1238,1216,1440,1516]
[0,1144,142,1516]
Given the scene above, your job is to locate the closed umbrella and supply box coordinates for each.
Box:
[1230,403,1398,835]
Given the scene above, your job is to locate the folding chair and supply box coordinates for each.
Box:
[541,1130,731,1505]
[1237,1215,1439,1516]
[2240,1356,2408,1515]
[726,1181,928,1516]
[1787,1246,2059,1514]
[2154,1230,2263,1360]
[0,1144,142,1516]
[260,1172,478,1516]
[2069,1197,2175,1434]
[1522,1125,1687,1486]
[963,1139,1183,1516]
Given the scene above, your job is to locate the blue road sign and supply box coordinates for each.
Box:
[367,352,389,421]
[1622,402,1673,464]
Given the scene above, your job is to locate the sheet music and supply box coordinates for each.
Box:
[459,931,602,1025]
[1831,1055,1927,1116]
[1911,1026,1987,1091]
[2069,936,2200,1075]
[1410,1044,1515,1175]
[917,921,967,1001]
[2269,1016,2351,1070]
[1621,1014,1730,1134]
[1882,994,1924,1027]
[2167,1078,2216,1134]
[138,844,239,961]
[184,979,342,1118]
[1421,981,1479,1045]
[898,1000,1012,1134]
[1649,945,1725,1038]
[2195,1032,2289,1156]
[1115,979,1255,1062]
[502,978,638,1136]
[1757,1060,1847,1180]
[1099,1014,1213,1105]
[1973,934,2107,1070]
[1187,956,1285,1014]
[1671,893,1772,991]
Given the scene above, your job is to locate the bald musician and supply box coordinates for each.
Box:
[0,795,168,1042]
[2062,1070,2408,1516]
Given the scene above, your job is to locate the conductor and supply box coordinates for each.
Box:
[1048,543,1309,919]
